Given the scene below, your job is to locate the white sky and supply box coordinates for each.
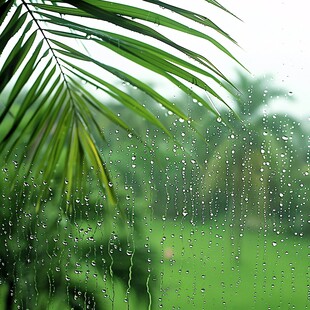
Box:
[191,0,310,120]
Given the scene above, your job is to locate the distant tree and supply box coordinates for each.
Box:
[203,72,309,259]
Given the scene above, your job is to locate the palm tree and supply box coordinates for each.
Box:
[203,72,308,258]
[1,1,242,308]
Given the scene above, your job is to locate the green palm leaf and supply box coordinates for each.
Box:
[0,0,242,208]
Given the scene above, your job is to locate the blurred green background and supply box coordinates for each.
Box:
[0,72,309,309]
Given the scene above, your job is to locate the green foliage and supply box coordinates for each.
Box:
[203,73,308,235]
[0,0,240,206]
[0,166,158,308]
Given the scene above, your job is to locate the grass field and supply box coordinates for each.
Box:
[148,219,309,309]
[0,217,307,309]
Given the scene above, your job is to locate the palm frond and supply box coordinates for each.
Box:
[0,0,241,208]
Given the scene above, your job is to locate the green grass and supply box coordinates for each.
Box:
[0,215,307,309]
[148,219,309,309]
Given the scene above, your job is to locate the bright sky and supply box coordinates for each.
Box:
[142,0,310,121]
[197,0,310,121]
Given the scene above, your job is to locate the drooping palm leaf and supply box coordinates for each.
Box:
[0,0,241,207]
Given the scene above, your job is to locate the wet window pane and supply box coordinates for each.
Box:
[0,1,308,309]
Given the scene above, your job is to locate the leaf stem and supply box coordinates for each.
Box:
[21,0,75,107]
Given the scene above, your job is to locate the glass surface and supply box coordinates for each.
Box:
[0,1,308,309]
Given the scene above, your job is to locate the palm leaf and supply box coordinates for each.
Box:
[0,0,242,208]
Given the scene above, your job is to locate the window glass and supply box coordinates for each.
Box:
[0,1,308,309]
